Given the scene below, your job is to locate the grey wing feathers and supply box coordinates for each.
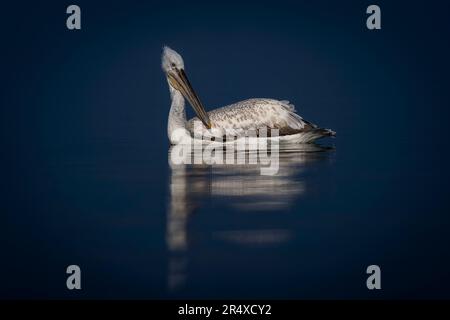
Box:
[187,98,315,136]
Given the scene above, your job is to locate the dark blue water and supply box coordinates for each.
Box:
[2,0,450,299]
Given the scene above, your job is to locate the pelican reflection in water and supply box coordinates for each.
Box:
[166,144,333,291]
[162,47,335,144]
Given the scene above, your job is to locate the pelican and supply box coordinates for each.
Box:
[162,46,335,144]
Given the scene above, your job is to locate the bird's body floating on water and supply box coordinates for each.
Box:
[162,47,335,144]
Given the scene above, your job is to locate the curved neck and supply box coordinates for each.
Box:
[167,86,187,141]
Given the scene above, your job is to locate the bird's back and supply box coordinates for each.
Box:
[187,98,319,136]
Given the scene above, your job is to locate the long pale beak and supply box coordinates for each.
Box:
[168,68,211,129]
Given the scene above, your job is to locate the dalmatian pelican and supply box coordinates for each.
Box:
[162,46,335,144]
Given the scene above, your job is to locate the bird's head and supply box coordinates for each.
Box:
[161,46,184,73]
[161,46,210,129]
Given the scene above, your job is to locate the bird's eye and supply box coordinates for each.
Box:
[171,63,176,67]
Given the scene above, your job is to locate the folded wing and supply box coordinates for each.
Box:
[187,98,319,137]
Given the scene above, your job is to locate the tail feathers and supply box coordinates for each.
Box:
[298,127,336,143]
[313,128,336,137]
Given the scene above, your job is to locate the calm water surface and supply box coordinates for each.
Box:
[3,0,450,299]
[3,135,450,299]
